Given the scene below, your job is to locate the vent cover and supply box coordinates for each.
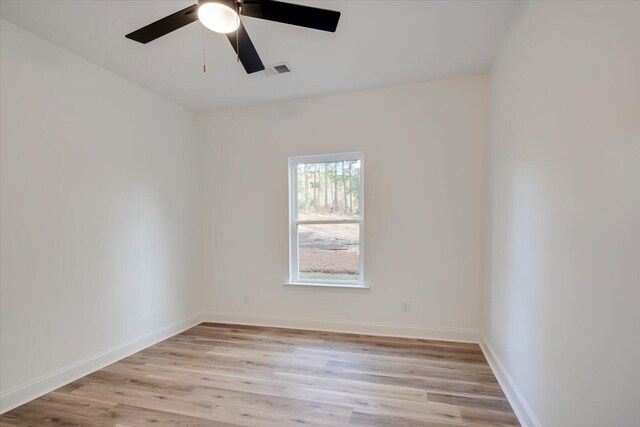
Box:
[264,63,292,76]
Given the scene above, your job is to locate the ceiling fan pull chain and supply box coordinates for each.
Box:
[201,26,207,73]
[236,0,240,63]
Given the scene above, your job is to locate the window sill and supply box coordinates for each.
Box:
[283,282,370,291]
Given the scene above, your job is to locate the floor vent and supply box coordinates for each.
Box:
[264,63,291,76]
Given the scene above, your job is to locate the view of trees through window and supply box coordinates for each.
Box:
[295,159,362,282]
[296,160,361,219]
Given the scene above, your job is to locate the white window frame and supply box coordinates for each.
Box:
[288,152,365,288]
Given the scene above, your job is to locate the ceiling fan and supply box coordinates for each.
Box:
[125,0,341,74]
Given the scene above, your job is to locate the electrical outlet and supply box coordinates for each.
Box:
[243,294,250,304]
[401,301,411,313]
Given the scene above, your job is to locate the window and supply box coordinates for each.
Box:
[288,152,364,287]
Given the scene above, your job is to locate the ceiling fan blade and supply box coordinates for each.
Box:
[241,0,340,33]
[126,4,199,44]
[226,22,265,74]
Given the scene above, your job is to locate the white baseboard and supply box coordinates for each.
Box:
[203,311,480,343]
[0,313,204,415]
[479,334,541,427]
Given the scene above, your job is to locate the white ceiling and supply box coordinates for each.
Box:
[0,0,519,111]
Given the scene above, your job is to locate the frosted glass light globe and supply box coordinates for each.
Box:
[198,2,240,34]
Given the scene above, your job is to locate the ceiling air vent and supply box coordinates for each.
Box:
[264,63,292,76]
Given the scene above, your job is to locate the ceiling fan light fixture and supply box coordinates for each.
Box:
[198,1,240,34]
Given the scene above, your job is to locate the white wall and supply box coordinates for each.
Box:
[199,76,490,339]
[0,19,202,410]
[487,2,640,426]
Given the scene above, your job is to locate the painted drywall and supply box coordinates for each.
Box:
[0,19,202,407]
[487,2,640,426]
[199,76,490,338]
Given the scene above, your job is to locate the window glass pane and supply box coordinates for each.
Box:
[296,160,361,221]
[298,223,360,281]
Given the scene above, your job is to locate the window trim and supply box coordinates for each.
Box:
[288,152,365,287]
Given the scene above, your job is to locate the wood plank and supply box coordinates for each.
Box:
[281,385,461,422]
[190,386,353,423]
[349,411,461,427]
[279,365,506,397]
[427,391,513,412]
[271,371,429,402]
[98,404,239,427]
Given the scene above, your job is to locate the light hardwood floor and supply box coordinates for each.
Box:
[0,323,519,426]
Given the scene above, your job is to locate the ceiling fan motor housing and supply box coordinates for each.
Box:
[197,0,261,17]
[197,0,237,9]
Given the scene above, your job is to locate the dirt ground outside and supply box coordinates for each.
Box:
[298,223,360,279]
